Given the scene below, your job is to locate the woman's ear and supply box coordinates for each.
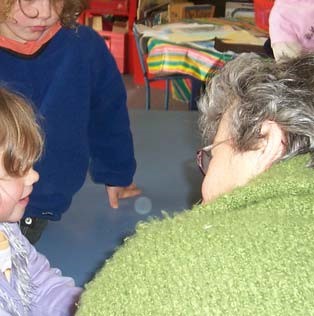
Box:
[255,120,285,173]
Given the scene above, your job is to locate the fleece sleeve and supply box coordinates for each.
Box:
[269,6,302,60]
[269,7,299,44]
[24,231,82,316]
[87,31,136,187]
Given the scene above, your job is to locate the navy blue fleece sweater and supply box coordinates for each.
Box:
[0,25,136,220]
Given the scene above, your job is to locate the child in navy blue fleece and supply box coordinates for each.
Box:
[0,0,141,244]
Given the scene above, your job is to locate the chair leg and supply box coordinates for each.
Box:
[145,80,151,110]
[164,80,170,110]
[189,78,203,111]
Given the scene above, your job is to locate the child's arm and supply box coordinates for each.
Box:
[87,30,138,199]
[269,2,301,60]
[269,1,308,61]
[271,41,303,61]
[21,229,82,316]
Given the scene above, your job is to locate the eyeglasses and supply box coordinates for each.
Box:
[196,139,230,175]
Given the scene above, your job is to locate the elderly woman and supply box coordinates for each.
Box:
[77,53,314,315]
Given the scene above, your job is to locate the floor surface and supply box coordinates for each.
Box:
[36,109,203,287]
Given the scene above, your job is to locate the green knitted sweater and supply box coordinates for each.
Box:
[77,155,314,315]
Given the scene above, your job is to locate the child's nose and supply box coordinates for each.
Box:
[25,168,39,186]
[36,0,52,19]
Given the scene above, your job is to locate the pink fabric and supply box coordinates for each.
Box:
[269,0,314,51]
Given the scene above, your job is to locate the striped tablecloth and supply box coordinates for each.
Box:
[146,38,235,102]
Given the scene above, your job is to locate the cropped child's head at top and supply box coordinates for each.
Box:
[0,87,43,177]
[0,0,88,27]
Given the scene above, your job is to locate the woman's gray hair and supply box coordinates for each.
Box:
[198,53,314,166]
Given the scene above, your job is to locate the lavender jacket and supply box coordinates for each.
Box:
[0,222,82,316]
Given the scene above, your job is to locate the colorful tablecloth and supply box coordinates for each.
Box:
[146,38,234,102]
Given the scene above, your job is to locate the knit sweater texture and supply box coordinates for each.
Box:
[0,25,136,220]
[77,155,314,315]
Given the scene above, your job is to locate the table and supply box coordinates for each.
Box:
[147,38,234,82]
[36,110,202,287]
[139,20,267,103]
[147,38,234,103]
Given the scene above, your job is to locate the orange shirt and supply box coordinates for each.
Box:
[0,22,61,55]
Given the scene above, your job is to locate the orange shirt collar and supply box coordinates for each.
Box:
[0,22,62,55]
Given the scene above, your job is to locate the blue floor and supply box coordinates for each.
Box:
[36,110,202,287]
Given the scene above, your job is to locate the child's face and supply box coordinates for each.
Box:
[0,159,39,222]
[0,0,63,43]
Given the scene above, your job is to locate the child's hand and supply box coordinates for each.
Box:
[106,184,142,209]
